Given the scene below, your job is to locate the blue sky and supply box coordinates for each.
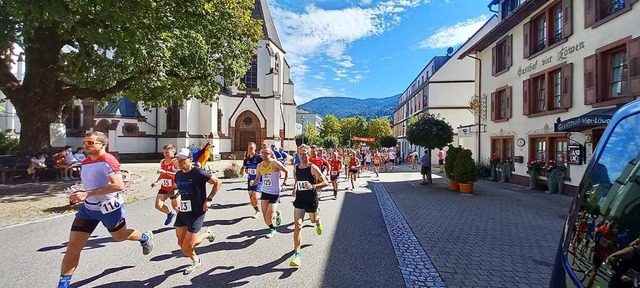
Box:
[267,0,493,104]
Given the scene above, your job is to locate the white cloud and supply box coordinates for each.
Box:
[360,0,373,5]
[333,77,341,81]
[337,55,354,68]
[419,14,489,49]
[269,0,430,102]
[348,74,364,83]
[334,68,348,78]
[445,0,454,3]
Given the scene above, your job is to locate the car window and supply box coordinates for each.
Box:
[567,112,640,288]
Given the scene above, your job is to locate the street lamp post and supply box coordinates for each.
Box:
[301,116,306,145]
[349,129,351,148]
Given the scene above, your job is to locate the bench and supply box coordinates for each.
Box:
[0,156,32,184]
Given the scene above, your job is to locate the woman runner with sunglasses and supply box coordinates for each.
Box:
[251,148,289,238]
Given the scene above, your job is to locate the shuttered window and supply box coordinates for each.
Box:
[584,36,640,106]
[523,0,572,58]
[492,35,512,76]
[523,63,573,116]
[491,86,512,122]
[585,0,636,28]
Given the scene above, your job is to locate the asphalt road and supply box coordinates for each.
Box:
[0,173,404,288]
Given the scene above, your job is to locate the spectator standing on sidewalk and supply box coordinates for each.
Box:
[420,153,430,185]
[437,149,445,173]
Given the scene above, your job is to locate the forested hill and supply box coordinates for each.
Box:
[298,94,400,120]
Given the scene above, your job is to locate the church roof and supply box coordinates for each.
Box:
[252,0,284,53]
[97,98,143,118]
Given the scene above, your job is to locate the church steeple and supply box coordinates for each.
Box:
[251,0,284,53]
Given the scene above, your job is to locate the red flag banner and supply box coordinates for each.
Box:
[352,136,375,142]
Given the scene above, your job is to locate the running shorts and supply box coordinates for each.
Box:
[248,179,262,191]
[72,204,126,233]
[260,192,280,203]
[174,212,206,233]
[293,191,319,213]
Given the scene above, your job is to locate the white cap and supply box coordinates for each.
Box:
[175,148,192,159]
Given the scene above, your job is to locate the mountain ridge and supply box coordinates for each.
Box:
[299,94,400,120]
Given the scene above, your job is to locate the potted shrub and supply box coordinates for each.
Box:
[223,162,241,179]
[545,160,567,194]
[526,159,546,190]
[444,145,463,191]
[453,149,478,194]
[489,153,501,181]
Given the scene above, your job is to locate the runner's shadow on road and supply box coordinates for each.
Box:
[211,202,250,210]
[204,216,251,227]
[38,235,112,252]
[70,265,134,287]
[178,247,311,287]
[85,265,189,288]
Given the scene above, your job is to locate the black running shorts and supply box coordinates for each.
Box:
[260,192,280,203]
[293,191,319,213]
[174,212,206,233]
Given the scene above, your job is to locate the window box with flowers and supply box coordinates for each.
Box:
[527,160,546,189]
[545,160,567,194]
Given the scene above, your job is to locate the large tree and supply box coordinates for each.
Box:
[303,123,319,146]
[366,116,392,148]
[319,114,340,139]
[0,0,262,154]
[338,117,367,147]
[406,113,454,184]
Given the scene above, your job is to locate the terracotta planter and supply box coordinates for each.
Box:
[459,183,474,194]
[449,180,459,191]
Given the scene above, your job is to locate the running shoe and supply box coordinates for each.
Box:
[183,259,202,275]
[141,230,154,255]
[206,227,216,242]
[316,221,323,235]
[164,211,176,225]
[252,210,261,219]
[266,228,276,239]
[275,210,282,226]
[289,254,301,268]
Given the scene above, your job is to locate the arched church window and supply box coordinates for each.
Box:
[240,55,258,89]
[64,105,82,129]
[166,100,180,131]
[217,109,223,132]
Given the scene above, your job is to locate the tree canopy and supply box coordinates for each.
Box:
[320,114,341,138]
[367,117,392,148]
[406,113,454,183]
[406,113,453,150]
[0,0,263,154]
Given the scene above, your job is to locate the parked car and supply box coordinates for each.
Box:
[550,99,640,287]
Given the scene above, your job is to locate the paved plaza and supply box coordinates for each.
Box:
[0,162,573,287]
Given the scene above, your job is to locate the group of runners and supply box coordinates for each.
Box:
[57,131,401,287]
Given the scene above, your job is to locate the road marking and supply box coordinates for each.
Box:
[371,182,446,288]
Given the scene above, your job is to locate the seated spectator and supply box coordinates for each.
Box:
[53,147,79,181]
[278,147,288,165]
[28,153,47,182]
[73,147,86,162]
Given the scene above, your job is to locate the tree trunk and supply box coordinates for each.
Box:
[426,149,433,184]
[13,96,64,156]
[8,27,69,156]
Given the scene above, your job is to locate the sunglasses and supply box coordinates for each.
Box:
[83,140,102,146]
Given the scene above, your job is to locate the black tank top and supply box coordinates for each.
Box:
[295,165,317,193]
